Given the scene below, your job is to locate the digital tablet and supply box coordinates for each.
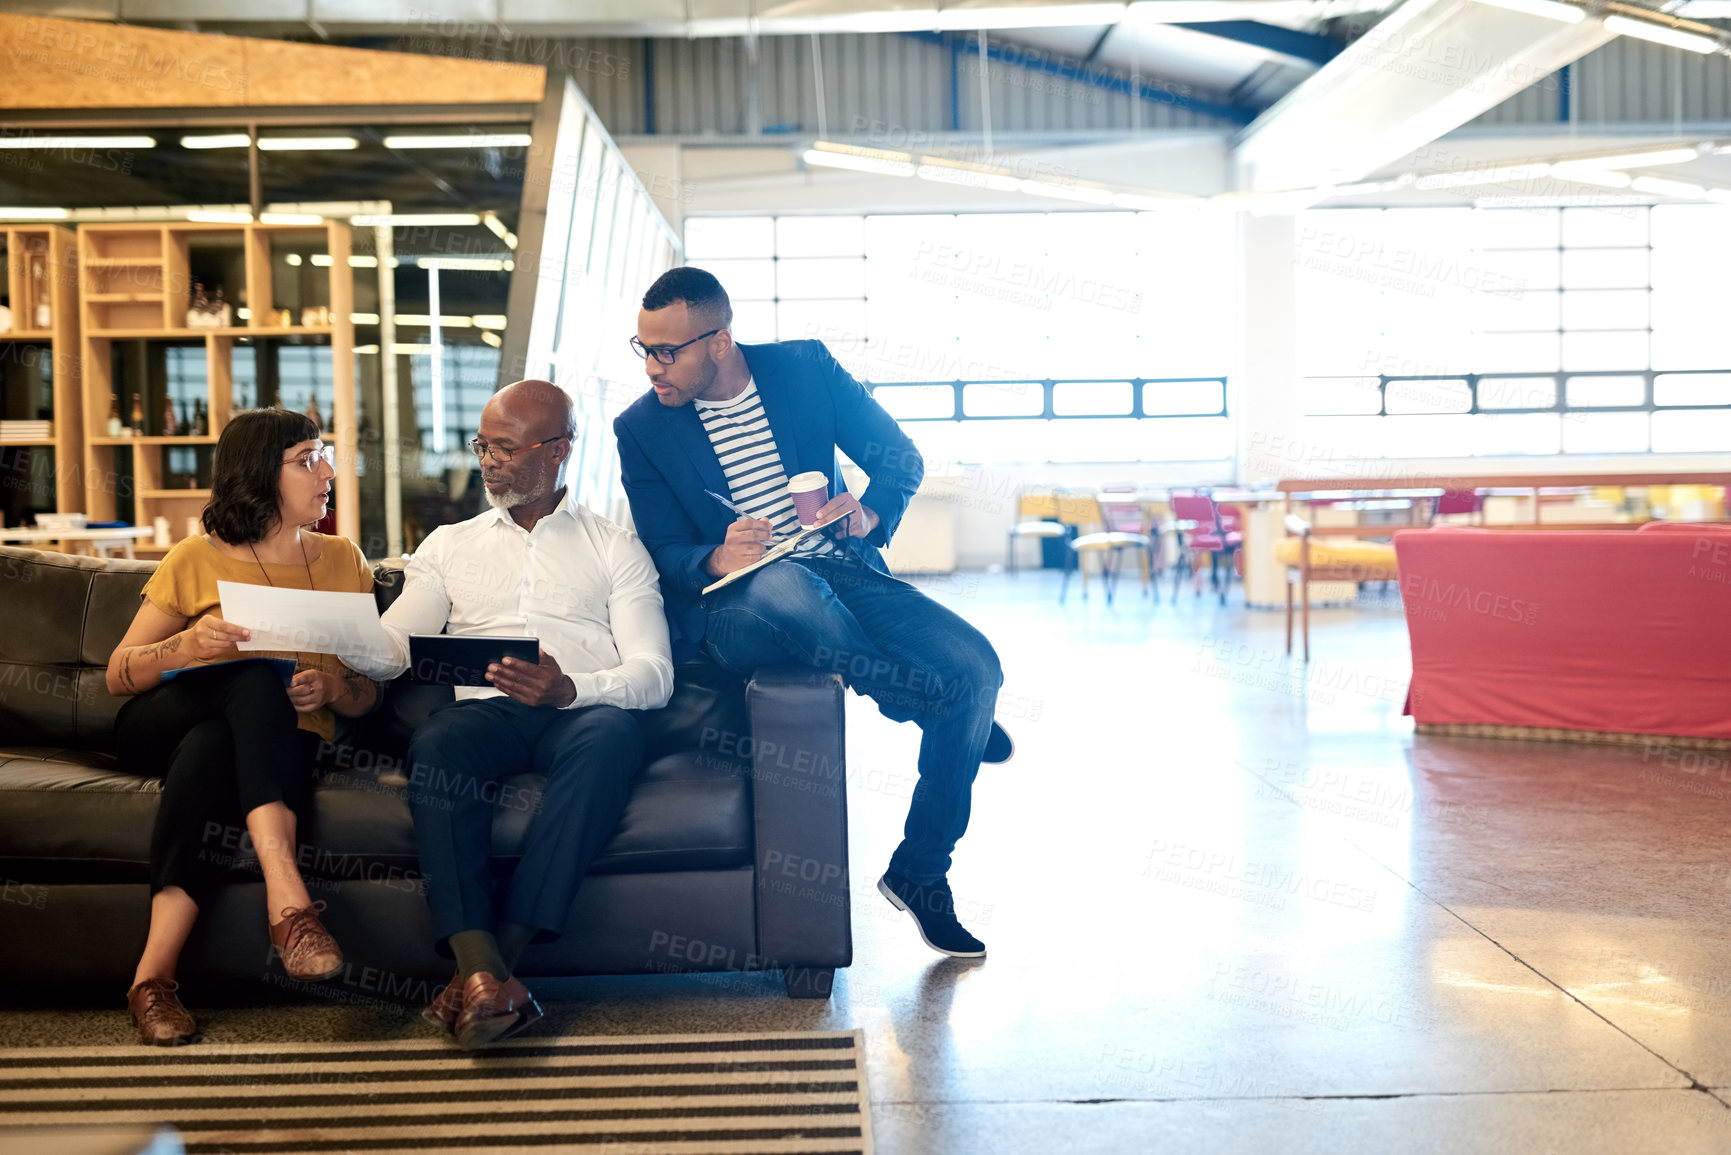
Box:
[408,634,540,686]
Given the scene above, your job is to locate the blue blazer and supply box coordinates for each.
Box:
[614,340,924,657]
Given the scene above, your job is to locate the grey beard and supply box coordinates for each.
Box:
[484,473,553,510]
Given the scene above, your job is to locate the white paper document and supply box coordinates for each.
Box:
[217,581,395,664]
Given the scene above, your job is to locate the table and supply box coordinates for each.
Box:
[3,525,156,559]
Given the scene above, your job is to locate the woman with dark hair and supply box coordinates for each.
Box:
[106,407,379,1045]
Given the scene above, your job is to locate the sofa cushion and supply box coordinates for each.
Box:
[309,749,753,879]
[0,548,152,753]
[0,748,157,882]
[0,746,754,884]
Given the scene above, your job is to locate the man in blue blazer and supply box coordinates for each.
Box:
[614,266,1009,958]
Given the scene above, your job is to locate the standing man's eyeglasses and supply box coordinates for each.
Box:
[630,329,721,366]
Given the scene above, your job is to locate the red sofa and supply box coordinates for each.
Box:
[1393,525,1731,741]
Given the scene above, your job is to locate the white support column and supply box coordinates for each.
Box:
[1236,212,1301,490]
[1236,212,1311,608]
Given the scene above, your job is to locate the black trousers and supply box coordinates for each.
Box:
[116,662,319,908]
[406,696,643,953]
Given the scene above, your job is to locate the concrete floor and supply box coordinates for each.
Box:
[6,569,1730,1153]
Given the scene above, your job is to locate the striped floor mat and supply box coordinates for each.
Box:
[0,1030,873,1154]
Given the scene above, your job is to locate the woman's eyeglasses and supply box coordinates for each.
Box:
[284,444,336,472]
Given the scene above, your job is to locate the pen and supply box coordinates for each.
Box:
[706,489,746,516]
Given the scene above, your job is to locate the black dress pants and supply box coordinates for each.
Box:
[115,662,318,908]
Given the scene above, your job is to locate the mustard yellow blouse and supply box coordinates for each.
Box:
[139,532,375,742]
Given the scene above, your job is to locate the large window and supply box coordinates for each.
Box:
[683,211,1236,464]
[1296,205,1731,457]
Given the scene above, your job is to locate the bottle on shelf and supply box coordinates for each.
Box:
[106,397,123,439]
[192,399,208,436]
[31,259,49,329]
[212,286,231,327]
[161,395,177,439]
[305,393,322,431]
[188,281,210,328]
[129,393,145,437]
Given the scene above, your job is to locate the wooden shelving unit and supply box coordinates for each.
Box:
[1,225,83,516]
[78,221,357,552]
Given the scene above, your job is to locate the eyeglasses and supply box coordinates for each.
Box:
[283,444,336,472]
[468,434,571,465]
[630,329,721,366]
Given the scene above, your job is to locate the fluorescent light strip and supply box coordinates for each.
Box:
[260,137,358,152]
[1602,14,1722,53]
[1020,179,1115,205]
[351,213,483,227]
[803,148,916,178]
[1477,194,1651,207]
[181,134,358,151]
[395,315,475,328]
[1326,179,1411,196]
[1469,0,1585,21]
[259,212,324,225]
[480,330,503,348]
[1548,165,1634,188]
[186,210,252,224]
[483,213,519,250]
[417,257,513,271]
[471,315,508,329]
[383,134,532,149]
[914,163,1022,192]
[1573,146,1701,169]
[0,135,155,149]
[1113,191,1184,210]
[351,313,381,325]
[0,207,70,220]
[181,134,250,149]
[1414,163,1553,190]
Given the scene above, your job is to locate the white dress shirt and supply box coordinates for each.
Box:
[348,489,674,710]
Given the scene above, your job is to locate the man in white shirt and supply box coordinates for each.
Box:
[343,379,673,1050]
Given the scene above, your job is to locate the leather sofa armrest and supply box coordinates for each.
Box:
[747,664,851,972]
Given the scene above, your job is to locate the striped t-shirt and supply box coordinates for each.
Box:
[693,378,841,559]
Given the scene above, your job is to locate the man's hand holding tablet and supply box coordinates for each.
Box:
[487,648,577,709]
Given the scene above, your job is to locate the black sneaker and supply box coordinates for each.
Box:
[984,721,1014,765]
[878,872,987,958]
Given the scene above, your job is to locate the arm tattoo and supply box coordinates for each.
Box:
[117,632,184,694]
[343,671,379,710]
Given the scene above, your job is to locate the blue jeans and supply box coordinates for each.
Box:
[407,696,643,952]
[703,556,1003,883]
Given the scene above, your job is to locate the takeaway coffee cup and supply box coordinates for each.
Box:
[787,471,830,526]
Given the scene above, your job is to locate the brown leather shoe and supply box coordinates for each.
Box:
[421,970,463,1033]
[454,971,542,1051]
[268,900,343,981]
[127,978,200,1046]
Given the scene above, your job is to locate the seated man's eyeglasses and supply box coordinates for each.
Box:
[285,444,337,472]
[630,329,722,366]
[468,434,572,465]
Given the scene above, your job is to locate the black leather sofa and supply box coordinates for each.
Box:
[0,545,851,1000]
